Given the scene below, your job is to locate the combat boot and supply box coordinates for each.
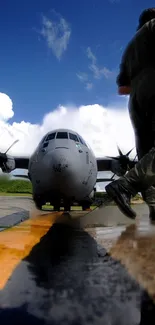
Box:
[106,147,155,219]
[105,181,136,219]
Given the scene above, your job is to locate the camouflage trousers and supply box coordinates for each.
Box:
[129,68,155,206]
[119,147,155,205]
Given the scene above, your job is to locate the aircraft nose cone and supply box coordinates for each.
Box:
[43,148,80,196]
[52,157,69,173]
[51,148,73,177]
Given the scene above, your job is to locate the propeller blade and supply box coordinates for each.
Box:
[105,145,136,176]
[126,148,134,156]
[106,146,135,160]
[106,156,128,161]
[117,145,123,156]
[133,153,138,161]
[106,156,119,160]
[5,139,19,154]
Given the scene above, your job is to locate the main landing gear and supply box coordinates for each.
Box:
[81,200,91,211]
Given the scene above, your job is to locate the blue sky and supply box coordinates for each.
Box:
[0,0,154,125]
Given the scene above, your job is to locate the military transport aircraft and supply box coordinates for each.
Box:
[0,128,137,211]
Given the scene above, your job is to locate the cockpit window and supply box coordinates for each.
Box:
[41,135,47,144]
[56,132,68,139]
[79,136,87,147]
[46,132,56,141]
[43,142,48,148]
[69,133,79,142]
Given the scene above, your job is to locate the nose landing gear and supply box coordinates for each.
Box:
[64,203,71,212]
[53,198,61,211]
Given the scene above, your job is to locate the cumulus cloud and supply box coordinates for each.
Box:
[0,92,135,158]
[0,93,14,121]
[40,11,71,60]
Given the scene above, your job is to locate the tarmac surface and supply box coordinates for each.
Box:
[0,196,155,324]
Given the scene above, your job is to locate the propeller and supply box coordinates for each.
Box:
[106,146,134,161]
[106,145,136,178]
[5,139,19,154]
[0,139,19,172]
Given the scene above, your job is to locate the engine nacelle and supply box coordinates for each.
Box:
[1,156,16,173]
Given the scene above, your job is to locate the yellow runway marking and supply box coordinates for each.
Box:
[0,212,62,290]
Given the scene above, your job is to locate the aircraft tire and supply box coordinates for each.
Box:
[82,200,91,211]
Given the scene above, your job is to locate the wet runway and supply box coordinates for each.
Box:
[0,197,155,324]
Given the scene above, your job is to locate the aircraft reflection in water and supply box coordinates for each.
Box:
[0,128,137,211]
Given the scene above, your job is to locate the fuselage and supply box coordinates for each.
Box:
[28,129,97,206]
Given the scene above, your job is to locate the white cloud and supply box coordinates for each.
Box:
[85,83,93,90]
[0,93,135,161]
[0,92,136,190]
[87,47,114,80]
[40,12,71,60]
[76,72,88,83]
[0,93,14,121]
[77,47,114,89]
[76,72,93,91]
[102,67,113,79]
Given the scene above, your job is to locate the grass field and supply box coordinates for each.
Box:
[0,192,32,197]
[0,178,144,206]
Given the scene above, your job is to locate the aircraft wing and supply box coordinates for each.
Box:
[96,157,113,172]
[14,157,29,170]
[96,156,137,174]
[13,174,29,179]
[96,178,114,183]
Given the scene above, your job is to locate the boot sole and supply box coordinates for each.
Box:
[105,185,136,220]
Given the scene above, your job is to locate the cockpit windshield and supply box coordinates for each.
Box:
[69,133,79,142]
[46,132,56,141]
[78,135,87,147]
[56,132,68,139]
[41,131,88,148]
